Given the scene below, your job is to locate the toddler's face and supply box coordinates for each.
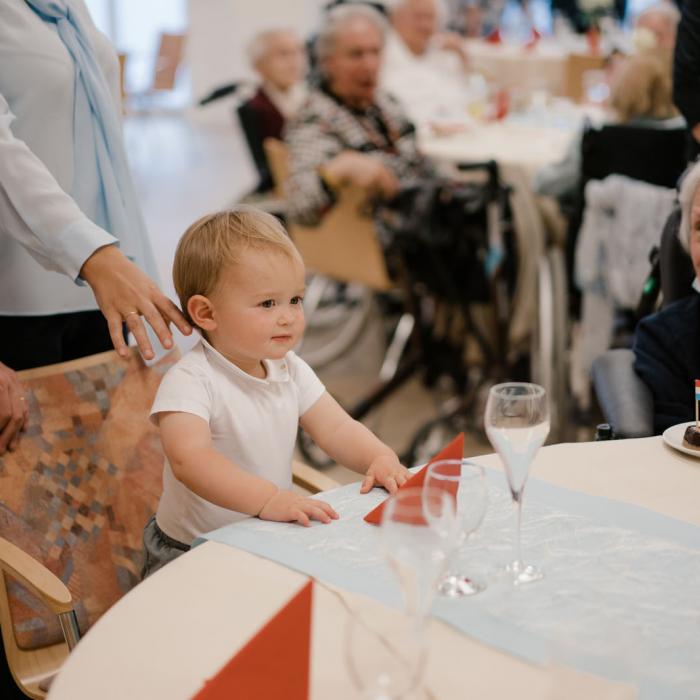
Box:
[207,247,306,376]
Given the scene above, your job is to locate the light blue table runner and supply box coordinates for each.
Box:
[197,469,700,699]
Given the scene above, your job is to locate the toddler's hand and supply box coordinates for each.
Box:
[360,455,410,495]
[258,490,339,527]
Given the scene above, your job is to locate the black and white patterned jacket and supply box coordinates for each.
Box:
[284,85,433,226]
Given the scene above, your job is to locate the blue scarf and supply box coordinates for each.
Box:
[26,0,158,281]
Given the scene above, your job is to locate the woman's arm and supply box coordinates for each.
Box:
[0,93,191,358]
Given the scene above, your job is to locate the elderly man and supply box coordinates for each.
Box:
[381,0,472,127]
[247,29,307,134]
[285,5,432,227]
[634,161,700,434]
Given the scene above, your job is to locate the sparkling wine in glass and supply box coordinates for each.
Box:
[485,382,550,585]
[425,459,488,597]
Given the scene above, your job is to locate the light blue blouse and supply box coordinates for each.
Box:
[0,0,136,315]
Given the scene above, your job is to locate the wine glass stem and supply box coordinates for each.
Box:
[512,491,523,570]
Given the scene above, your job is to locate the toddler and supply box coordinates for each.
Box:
[142,207,409,577]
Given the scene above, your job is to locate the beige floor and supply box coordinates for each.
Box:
[126,111,595,488]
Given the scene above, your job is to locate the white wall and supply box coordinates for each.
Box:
[188,0,326,104]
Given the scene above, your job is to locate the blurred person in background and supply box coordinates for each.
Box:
[534,52,681,205]
[633,1,680,54]
[285,4,432,227]
[673,0,700,159]
[381,0,473,127]
[247,29,308,144]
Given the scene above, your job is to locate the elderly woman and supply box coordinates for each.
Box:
[284,4,433,227]
[633,161,700,434]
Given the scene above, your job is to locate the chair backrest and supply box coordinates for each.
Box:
[152,33,186,91]
[564,53,606,102]
[581,123,687,190]
[263,138,393,291]
[0,349,177,653]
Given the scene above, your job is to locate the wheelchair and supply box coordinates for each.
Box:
[277,153,565,467]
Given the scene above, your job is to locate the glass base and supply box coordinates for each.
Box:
[506,561,544,586]
[438,574,485,597]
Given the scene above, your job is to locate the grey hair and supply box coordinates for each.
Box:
[678,161,700,252]
[315,4,388,65]
[247,28,297,68]
[637,2,681,27]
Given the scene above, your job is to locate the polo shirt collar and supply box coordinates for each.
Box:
[199,337,291,384]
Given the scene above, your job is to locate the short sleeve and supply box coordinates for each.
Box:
[150,361,214,425]
[287,352,326,415]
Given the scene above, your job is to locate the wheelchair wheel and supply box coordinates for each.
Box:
[531,246,568,441]
[403,416,462,468]
[295,274,373,370]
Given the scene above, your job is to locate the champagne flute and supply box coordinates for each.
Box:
[345,487,457,699]
[485,382,549,585]
[425,459,488,597]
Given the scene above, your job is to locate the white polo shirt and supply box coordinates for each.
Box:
[151,338,325,544]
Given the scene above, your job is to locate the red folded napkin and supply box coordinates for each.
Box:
[364,433,464,525]
[525,28,541,50]
[193,580,313,700]
[485,28,502,44]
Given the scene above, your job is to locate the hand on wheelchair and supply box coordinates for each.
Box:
[321,151,399,200]
[360,454,410,495]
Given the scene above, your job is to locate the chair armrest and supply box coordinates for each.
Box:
[0,537,73,615]
[292,460,340,494]
[591,349,654,439]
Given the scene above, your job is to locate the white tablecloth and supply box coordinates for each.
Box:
[48,437,700,700]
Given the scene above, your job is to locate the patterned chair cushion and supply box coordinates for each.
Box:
[0,349,177,650]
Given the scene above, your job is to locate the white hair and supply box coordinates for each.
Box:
[385,0,448,26]
[247,28,297,68]
[315,4,388,65]
[637,2,681,27]
[678,161,700,252]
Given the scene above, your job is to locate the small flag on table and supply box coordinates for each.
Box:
[695,380,700,426]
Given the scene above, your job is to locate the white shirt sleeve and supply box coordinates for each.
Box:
[287,352,326,415]
[150,362,214,425]
[0,92,117,281]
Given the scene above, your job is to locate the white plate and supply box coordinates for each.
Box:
[662,421,700,458]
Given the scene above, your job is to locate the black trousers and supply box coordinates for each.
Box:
[0,310,115,371]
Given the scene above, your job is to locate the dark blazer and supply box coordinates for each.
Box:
[633,293,700,434]
[673,1,700,157]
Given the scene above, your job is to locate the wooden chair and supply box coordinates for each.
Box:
[263,138,393,292]
[127,33,186,113]
[564,53,606,103]
[0,348,336,698]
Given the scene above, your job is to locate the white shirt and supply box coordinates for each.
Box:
[151,338,326,544]
[262,81,307,121]
[0,0,119,315]
[380,30,471,128]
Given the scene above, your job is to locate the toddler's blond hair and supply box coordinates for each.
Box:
[173,207,301,328]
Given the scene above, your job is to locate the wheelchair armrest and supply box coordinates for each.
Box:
[591,349,654,439]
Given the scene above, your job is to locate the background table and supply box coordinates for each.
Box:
[49,437,700,699]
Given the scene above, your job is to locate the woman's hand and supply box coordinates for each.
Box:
[0,362,28,454]
[80,245,192,360]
